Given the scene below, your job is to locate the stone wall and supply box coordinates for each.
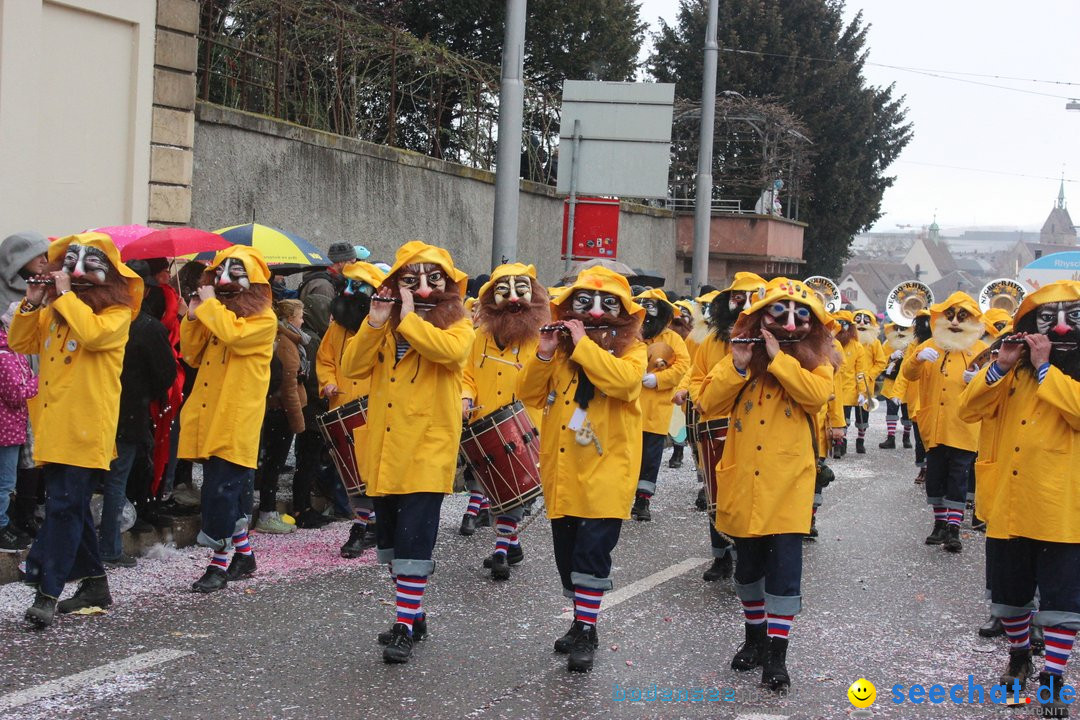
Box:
[191,104,676,285]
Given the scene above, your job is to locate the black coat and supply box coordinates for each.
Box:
[116,312,177,447]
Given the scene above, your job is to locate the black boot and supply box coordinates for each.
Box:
[554,619,597,654]
[978,615,1005,638]
[340,524,367,558]
[363,523,378,548]
[694,486,706,511]
[483,544,524,567]
[879,435,896,449]
[943,523,962,553]
[925,519,948,545]
[567,624,598,672]
[998,647,1033,688]
[382,623,414,664]
[191,566,228,593]
[24,592,57,628]
[631,496,651,522]
[702,554,733,582]
[855,438,866,454]
[1036,671,1069,718]
[731,622,769,671]
[459,513,478,536]
[1032,625,1045,656]
[476,508,492,528]
[379,614,426,645]
[226,552,256,581]
[668,445,684,469]
[490,552,511,581]
[57,576,112,614]
[761,637,790,692]
[902,431,913,448]
[804,515,819,540]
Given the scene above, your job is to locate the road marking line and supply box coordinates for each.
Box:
[735,715,789,720]
[0,648,193,712]
[557,557,710,619]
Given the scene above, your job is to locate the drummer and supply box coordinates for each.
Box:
[518,267,647,673]
[462,263,549,580]
[342,241,474,664]
[315,261,386,558]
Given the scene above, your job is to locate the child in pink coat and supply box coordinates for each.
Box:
[0,302,37,552]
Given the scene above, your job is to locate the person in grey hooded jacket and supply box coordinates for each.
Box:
[0,232,49,309]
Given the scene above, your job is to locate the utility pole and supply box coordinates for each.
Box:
[690,0,719,295]
[491,0,527,269]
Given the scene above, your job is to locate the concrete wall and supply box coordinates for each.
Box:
[191,104,677,286]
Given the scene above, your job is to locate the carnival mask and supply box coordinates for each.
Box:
[932,306,983,351]
[493,274,533,310]
[1034,301,1080,349]
[762,299,813,340]
[62,244,111,285]
[215,257,250,290]
[571,290,622,320]
[729,290,752,313]
[398,263,446,298]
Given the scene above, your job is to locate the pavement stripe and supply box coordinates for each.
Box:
[734,715,789,720]
[557,557,710,619]
[0,648,193,712]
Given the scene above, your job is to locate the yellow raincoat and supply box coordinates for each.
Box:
[635,289,690,435]
[853,310,888,383]
[697,279,834,536]
[178,246,277,469]
[517,267,647,519]
[10,232,141,469]
[341,241,473,496]
[901,293,986,451]
[315,262,386,409]
[959,281,1080,541]
[837,340,869,406]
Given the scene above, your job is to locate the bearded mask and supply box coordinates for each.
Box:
[638,297,674,340]
[853,312,878,346]
[669,305,692,339]
[475,274,549,347]
[556,288,641,358]
[1013,300,1080,379]
[708,291,743,341]
[884,325,914,353]
[198,257,270,318]
[732,297,838,378]
[931,305,983,352]
[386,262,464,330]
[46,243,134,316]
[331,277,375,333]
[835,319,856,346]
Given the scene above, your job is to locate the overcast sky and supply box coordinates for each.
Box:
[636,0,1080,233]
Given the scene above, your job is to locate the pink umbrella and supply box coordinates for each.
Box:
[90,224,155,249]
[121,227,232,260]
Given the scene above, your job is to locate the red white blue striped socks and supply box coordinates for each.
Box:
[353,507,373,529]
[210,551,229,570]
[1001,614,1031,650]
[494,517,519,556]
[574,587,603,627]
[465,493,485,516]
[885,419,897,437]
[933,506,947,522]
[1044,627,1077,676]
[232,529,252,556]
[946,509,963,526]
[395,575,427,632]
[741,599,765,625]
[767,614,793,639]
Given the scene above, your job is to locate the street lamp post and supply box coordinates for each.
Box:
[690,0,719,295]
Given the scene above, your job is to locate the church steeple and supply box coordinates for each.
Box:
[1057,176,1067,210]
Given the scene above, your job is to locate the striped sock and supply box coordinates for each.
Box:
[1001,614,1031,650]
[210,551,229,570]
[394,575,428,632]
[232,530,253,556]
[946,509,963,526]
[741,598,765,625]
[574,586,603,627]
[494,517,518,557]
[886,420,897,436]
[479,497,490,513]
[353,507,372,529]
[465,493,483,516]
[766,613,794,640]
[637,490,653,500]
[857,428,866,439]
[933,506,947,522]
[1044,627,1078,676]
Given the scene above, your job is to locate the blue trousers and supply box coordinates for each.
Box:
[99,441,138,559]
[732,534,803,616]
[199,456,254,549]
[550,516,622,595]
[990,537,1080,630]
[636,431,666,496]
[925,445,975,511]
[372,492,444,577]
[24,464,105,598]
[0,443,20,528]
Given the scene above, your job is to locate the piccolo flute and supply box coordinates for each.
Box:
[539,323,615,333]
[730,337,802,344]
[26,278,55,285]
[1000,334,1077,348]
[370,296,437,309]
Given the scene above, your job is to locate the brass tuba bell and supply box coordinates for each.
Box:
[885,281,934,328]
[978,278,1026,316]
[804,276,841,314]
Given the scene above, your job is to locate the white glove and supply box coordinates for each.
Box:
[962,369,977,384]
[857,394,867,407]
[917,347,940,363]
[890,350,904,361]
[642,373,658,389]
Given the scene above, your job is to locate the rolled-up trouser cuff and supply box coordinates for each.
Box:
[942,498,966,511]
[350,494,374,512]
[885,413,899,422]
[636,480,656,495]
[925,495,944,506]
[734,577,765,603]
[233,516,250,535]
[712,544,734,559]
[765,591,802,616]
[376,547,394,565]
[196,530,228,552]
[570,571,612,592]
[495,506,526,528]
[392,558,434,577]
[855,422,869,431]
[1036,610,1080,631]
[993,600,1037,619]
[902,420,912,429]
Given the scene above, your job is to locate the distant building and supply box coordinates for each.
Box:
[929,270,980,300]
[901,221,957,285]
[1040,180,1076,245]
[837,260,913,316]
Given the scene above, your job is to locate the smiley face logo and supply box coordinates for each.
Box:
[848,678,876,708]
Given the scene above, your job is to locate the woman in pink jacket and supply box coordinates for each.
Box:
[0,302,38,552]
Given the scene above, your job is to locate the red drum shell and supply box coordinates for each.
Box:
[316,397,368,496]
[695,418,729,516]
[460,401,542,515]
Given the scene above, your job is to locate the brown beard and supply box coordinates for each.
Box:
[932,316,983,352]
[475,278,549,347]
[198,270,271,318]
[556,308,642,359]
[45,257,134,318]
[669,315,692,339]
[835,325,857,346]
[733,310,840,379]
[388,288,466,331]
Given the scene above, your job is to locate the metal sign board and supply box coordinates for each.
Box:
[556,81,675,199]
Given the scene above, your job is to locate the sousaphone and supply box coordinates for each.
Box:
[804,276,841,314]
[978,278,1026,316]
[885,281,934,328]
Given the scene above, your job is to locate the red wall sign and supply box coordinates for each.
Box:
[562,197,620,260]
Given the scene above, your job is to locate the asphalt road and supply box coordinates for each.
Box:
[0,409,1055,719]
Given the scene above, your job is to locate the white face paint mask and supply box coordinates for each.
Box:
[215,258,251,290]
[571,290,621,320]
[493,275,533,307]
[62,244,111,284]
